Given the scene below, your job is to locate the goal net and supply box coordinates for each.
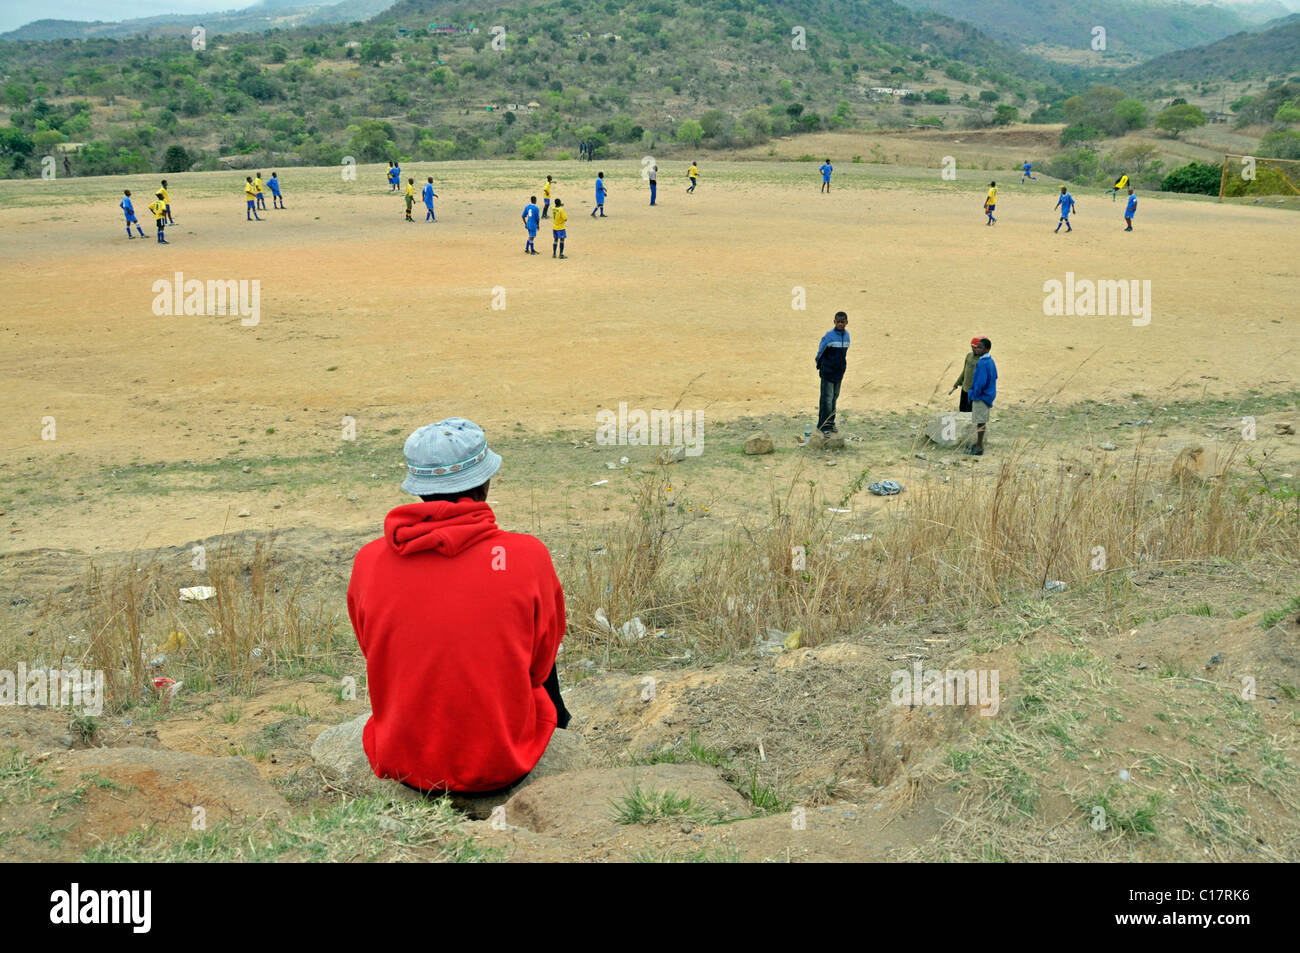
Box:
[1219,154,1300,200]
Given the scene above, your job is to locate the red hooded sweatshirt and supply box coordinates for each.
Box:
[346,499,565,792]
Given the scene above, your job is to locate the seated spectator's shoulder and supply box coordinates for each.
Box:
[492,529,556,564]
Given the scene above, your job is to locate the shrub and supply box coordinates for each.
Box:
[1160,161,1221,195]
[161,144,192,172]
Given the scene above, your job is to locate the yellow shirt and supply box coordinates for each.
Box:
[245,182,256,198]
[986,187,997,204]
[552,207,568,229]
[404,183,415,198]
[1115,175,1128,188]
[254,176,264,193]
[543,182,552,199]
[688,165,698,177]
[148,199,166,219]
[159,187,170,203]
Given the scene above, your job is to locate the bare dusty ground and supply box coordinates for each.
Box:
[0,159,1295,553]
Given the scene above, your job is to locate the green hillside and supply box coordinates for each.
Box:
[0,1,401,42]
[895,0,1258,61]
[0,0,1079,177]
[1125,14,1300,82]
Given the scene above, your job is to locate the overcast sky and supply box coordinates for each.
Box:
[0,2,260,33]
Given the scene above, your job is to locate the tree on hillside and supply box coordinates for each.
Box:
[361,39,396,65]
[1113,98,1149,131]
[676,119,704,146]
[161,145,192,172]
[1154,103,1207,139]
[993,104,1019,126]
[1117,142,1161,175]
[346,119,396,161]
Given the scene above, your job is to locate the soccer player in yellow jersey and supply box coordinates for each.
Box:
[148,192,168,244]
[551,199,568,259]
[687,162,699,193]
[159,179,175,224]
[1109,173,1128,201]
[984,181,997,226]
[404,178,416,221]
[254,173,267,210]
[542,175,553,218]
[245,176,262,221]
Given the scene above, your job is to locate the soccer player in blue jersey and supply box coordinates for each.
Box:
[819,159,833,193]
[120,190,147,239]
[1020,161,1037,182]
[423,177,437,222]
[1054,186,1076,233]
[522,195,540,254]
[267,172,285,209]
[591,171,608,217]
[1123,188,1137,231]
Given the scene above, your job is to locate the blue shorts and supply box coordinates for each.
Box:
[553,229,567,239]
[124,213,137,223]
[527,226,537,237]
[986,204,995,212]
[247,200,255,207]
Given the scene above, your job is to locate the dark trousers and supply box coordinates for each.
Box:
[959,389,972,413]
[543,662,571,728]
[818,376,842,432]
[649,181,657,204]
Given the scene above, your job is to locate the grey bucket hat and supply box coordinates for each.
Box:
[400,418,502,497]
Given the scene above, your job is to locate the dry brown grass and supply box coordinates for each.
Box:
[559,437,1298,666]
[78,534,352,713]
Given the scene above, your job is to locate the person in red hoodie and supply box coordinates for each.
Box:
[347,417,570,793]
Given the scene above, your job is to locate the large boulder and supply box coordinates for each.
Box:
[310,714,593,817]
[310,714,422,802]
[924,411,976,448]
[744,432,775,455]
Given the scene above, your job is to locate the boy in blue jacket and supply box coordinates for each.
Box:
[815,311,850,434]
[967,337,997,455]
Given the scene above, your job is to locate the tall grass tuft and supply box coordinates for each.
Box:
[558,440,1298,666]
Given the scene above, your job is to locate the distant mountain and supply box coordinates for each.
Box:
[1124,13,1300,82]
[0,0,398,42]
[893,0,1261,60]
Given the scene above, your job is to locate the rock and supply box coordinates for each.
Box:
[1276,422,1295,435]
[924,412,976,448]
[63,746,291,825]
[236,509,251,518]
[806,432,845,450]
[498,763,749,837]
[1099,441,1118,451]
[451,728,593,819]
[1171,445,1225,483]
[311,714,593,817]
[743,432,775,455]
[310,714,422,802]
[657,445,687,464]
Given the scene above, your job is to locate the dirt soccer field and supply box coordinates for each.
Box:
[0,159,1295,552]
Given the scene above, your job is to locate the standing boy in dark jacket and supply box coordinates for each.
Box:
[815,311,850,434]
